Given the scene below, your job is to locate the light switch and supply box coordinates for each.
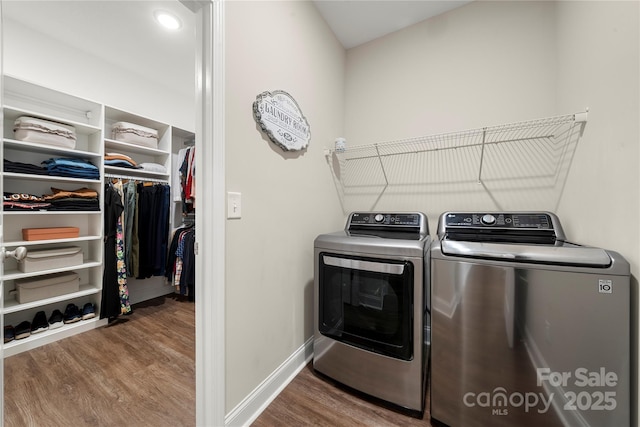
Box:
[227,192,242,219]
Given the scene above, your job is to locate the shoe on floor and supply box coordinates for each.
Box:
[63,303,81,324]
[48,309,64,329]
[82,303,96,320]
[4,325,15,343]
[15,321,31,340]
[31,311,49,334]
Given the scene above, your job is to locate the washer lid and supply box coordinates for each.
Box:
[440,240,612,267]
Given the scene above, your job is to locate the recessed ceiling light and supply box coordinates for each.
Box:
[154,10,181,31]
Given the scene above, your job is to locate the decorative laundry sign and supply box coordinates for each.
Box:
[253,90,310,152]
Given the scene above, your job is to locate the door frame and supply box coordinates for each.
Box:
[0,1,226,426]
[0,0,4,424]
[191,0,225,426]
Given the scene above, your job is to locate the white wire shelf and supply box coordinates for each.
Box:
[327,111,587,181]
[326,111,588,212]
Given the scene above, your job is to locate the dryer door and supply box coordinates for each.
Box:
[318,253,414,360]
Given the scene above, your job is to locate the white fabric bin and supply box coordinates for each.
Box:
[112,121,158,148]
[13,116,77,148]
[18,246,83,273]
[15,272,80,304]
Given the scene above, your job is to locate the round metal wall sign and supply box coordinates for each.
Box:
[253,90,311,152]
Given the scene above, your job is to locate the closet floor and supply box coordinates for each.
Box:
[4,295,195,427]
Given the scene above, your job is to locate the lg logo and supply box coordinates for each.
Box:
[598,279,613,294]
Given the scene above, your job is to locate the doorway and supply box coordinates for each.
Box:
[0,1,223,425]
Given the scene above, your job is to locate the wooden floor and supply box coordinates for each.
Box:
[4,295,195,427]
[252,362,434,427]
[6,295,434,427]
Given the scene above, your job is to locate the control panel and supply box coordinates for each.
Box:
[349,212,422,227]
[439,212,563,244]
[444,213,553,230]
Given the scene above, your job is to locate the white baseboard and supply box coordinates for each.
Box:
[127,276,175,305]
[225,337,314,427]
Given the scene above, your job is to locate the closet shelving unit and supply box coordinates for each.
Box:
[2,76,196,356]
[2,76,107,357]
[326,111,588,204]
[104,105,171,183]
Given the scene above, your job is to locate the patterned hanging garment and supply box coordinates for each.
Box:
[116,215,131,314]
[114,181,131,315]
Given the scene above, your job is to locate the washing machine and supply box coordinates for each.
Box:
[313,212,431,417]
[430,211,630,427]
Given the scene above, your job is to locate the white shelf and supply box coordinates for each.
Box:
[3,260,102,281]
[3,283,102,314]
[326,111,588,209]
[104,165,169,181]
[2,105,102,136]
[104,138,169,156]
[3,235,102,248]
[3,75,103,128]
[3,317,108,357]
[3,172,101,185]
[3,210,101,216]
[3,138,101,159]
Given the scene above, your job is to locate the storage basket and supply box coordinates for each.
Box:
[112,121,158,148]
[15,271,80,304]
[13,116,76,148]
[18,246,83,273]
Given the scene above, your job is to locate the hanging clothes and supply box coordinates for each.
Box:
[136,183,171,279]
[165,225,196,300]
[113,180,131,315]
[177,146,195,216]
[123,180,137,276]
[101,183,129,319]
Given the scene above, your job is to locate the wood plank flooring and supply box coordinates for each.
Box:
[252,362,434,427]
[6,295,434,427]
[4,295,195,427]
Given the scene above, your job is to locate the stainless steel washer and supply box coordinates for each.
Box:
[313,212,431,416]
[430,211,630,427]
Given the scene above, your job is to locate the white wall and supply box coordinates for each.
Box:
[343,0,560,228]
[344,0,638,276]
[554,1,639,276]
[344,0,639,423]
[2,17,195,131]
[224,0,345,414]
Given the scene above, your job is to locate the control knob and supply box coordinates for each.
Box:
[481,214,496,225]
[374,214,385,223]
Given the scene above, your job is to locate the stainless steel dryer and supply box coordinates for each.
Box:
[430,212,630,427]
[313,212,431,417]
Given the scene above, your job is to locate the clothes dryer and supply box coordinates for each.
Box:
[313,212,431,416]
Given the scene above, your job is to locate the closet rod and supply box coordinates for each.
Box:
[104,173,169,184]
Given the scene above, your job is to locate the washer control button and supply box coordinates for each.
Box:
[374,214,385,223]
[481,214,496,225]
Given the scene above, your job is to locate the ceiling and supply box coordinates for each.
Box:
[2,1,196,92]
[313,1,472,49]
[2,1,472,90]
